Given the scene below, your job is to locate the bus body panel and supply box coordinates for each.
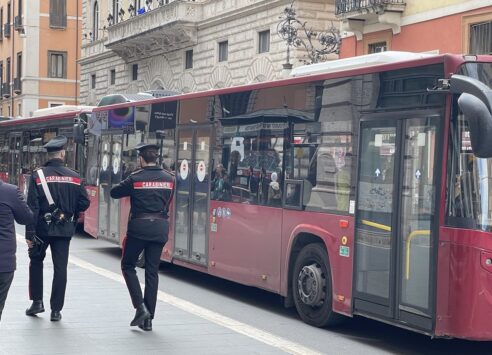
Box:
[84,186,99,238]
[436,227,492,340]
[281,210,355,316]
[208,200,282,293]
[118,197,131,246]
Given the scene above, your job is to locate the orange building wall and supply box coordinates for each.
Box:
[37,1,82,105]
[340,6,492,58]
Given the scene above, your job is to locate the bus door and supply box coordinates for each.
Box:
[98,134,123,241]
[8,134,21,185]
[174,125,212,266]
[353,115,440,332]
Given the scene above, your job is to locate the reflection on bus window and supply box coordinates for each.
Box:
[291,128,352,213]
[213,121,285,206]
[447,103,492,231]
[86,135,100,185]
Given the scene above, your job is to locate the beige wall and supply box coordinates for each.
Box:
[405,0,466,16]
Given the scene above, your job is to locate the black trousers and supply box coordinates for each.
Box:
[28,236,71,311]
[121,237,164,317]
[0,271,14,321]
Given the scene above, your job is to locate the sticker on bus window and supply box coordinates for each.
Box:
[180,159,189,180]
[113,158,120,175]
[197,160,206,182]
[102,154,109,171]
[349,200,355,214]
[211,223,217,232]
[339,246,350,257]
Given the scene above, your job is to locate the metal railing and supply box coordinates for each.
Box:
[335,0,405,15]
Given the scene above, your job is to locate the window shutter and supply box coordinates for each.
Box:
[60,0,67,28]
[50,0,67,28]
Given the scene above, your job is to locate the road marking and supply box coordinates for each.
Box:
[17,234,322,355]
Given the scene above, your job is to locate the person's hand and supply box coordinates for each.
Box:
[26,239,33,248]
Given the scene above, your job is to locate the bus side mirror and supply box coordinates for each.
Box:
[73,123,85,144]
[451,74,492,158]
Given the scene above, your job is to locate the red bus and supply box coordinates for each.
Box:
[0,106,94,198]
[82,52,492,340]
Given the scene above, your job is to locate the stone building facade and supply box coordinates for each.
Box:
[80,0,338,106]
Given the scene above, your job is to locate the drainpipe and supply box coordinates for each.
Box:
[75,1,79,105]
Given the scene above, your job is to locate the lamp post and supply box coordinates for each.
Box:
[278,0,341,66]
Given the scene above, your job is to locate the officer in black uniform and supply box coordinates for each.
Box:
[25,135,90,321]
[110,142,174,331]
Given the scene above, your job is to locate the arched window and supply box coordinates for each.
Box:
[92,1,99,40]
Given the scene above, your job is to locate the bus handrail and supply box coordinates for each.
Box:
[405,230,431,280]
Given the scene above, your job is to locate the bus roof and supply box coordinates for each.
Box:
[93,52,475,113]
[290,51,438,77]
[32,105,95,117]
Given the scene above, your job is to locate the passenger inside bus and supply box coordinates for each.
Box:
[268,172,282,206]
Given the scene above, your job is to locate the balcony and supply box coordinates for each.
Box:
[105,1,203,61]
[4,23,10,38]
[13,78,21,94]
[14,16,22,31]
[2,83,11,98]
[335,0,406,40]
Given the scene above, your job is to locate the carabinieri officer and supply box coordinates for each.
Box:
[25,135,90,321]
[110,142,174,331]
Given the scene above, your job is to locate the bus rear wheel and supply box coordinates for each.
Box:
[292,243,342,327]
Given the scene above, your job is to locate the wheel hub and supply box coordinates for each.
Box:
[297,263,325,306]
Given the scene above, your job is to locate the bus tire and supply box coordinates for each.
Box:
[292,243,342,327]
[136,251,145,268]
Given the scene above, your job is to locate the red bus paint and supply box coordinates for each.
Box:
[4,53,491,340]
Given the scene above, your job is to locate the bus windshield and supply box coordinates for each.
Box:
[447,62,492,231]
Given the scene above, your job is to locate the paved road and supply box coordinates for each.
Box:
[1,229,492,354]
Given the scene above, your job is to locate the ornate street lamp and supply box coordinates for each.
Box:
[278,0,341,67]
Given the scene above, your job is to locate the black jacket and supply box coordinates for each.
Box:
[0,181,33,272]
[110,166,174,243]
[26,159,90,239]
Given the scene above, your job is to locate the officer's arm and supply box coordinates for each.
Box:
[77,179,91,213]
[110,176,133,199]
[25,175,39,240]
[10,186,34,226]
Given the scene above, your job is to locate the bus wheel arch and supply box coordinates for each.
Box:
[289,237,343,327]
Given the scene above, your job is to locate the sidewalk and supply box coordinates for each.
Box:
[0,233,287,355]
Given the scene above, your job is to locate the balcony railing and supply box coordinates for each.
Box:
[13,78,21,94]
[106,1,202,61]
[4,23,10,38]
[335,0,405,15]
[2,83,11,98]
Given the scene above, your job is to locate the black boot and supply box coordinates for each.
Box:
[138,318,152,331]
[50,310,62,321]
[130,303,151,326]
[26,300,45,316]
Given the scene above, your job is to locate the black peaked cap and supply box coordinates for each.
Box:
[44,135,68,152]
[135,142,159,152]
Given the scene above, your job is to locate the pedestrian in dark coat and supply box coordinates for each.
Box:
[0,179,33,321]
[25,135,90,321]
[110,142,174,331]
